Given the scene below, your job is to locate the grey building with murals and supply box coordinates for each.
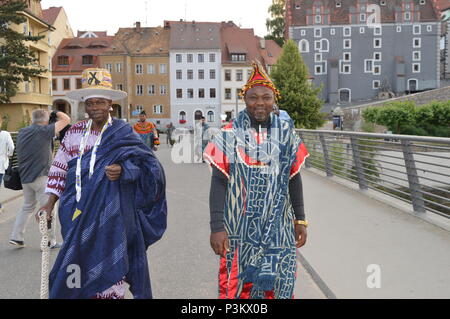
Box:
[285,0,442,104]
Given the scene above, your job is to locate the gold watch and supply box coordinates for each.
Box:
[294,220,308,227]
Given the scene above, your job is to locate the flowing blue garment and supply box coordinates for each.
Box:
[49,119,167,299]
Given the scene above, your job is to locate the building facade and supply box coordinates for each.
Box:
[42,6,74,58]
[0,0,54,131]
[99,23,171,126]
[168,21,222,129]
[51,32,113,121]
[286,0,442,104]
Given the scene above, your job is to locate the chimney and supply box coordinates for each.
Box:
[260,38,266,49]
[135,21,141,32]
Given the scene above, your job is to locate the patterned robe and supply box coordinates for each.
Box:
[204,110,309,299]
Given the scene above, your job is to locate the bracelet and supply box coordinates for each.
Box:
[294,220,308,227]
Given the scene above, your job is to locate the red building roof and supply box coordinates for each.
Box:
[42,6,62,25]
[52,36,114,75]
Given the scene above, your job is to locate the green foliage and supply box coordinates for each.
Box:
[1,114,9,130]
[271,39,325,129]
[362,100,450,137]
[265,0,285,47]
[0,0,46,103]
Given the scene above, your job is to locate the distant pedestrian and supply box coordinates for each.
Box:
[166,122,175,147]
[9,109,70,248]
[133,111,160,151]
[0,123,15,213]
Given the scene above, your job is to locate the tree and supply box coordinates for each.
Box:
[0,0,46,103]
[270,39,325,129]
[265,0,286,47]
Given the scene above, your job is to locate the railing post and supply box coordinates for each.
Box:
[319,133,333,177]
[350,136,368,190]
[401,140,426,213]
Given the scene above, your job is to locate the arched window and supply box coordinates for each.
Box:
[207,111,215,122]
[298,39,309,53]
[179,111,186,121]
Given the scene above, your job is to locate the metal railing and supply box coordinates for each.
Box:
[297,129,450,219]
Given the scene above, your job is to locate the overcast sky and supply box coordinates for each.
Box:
[40,0,274,37]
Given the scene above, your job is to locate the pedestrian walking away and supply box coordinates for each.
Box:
[40,68,167,299]
[9,109,70,248]
[204,61,310,299]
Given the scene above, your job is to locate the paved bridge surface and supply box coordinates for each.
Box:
[0,142,449,299]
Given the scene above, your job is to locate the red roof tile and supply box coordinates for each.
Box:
[42,6,62,25]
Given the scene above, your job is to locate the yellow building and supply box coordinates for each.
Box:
[42,6,74,57]
[99,23,171,127]
[0,0,54,131]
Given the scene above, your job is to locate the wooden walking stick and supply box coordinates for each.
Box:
[38,210,51,299]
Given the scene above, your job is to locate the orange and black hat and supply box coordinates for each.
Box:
[241,61,281,100]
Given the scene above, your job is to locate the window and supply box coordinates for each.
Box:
[413,38,421,48]
[58,56,69,65]
[343,39,351,49]
[136,84,144,95]
[315,65,324,75]
[148,85,155,95]
[187,69,194,80]
[187,88,194,99]
[136,64,143,74]
[63,79,70,90]
[315,15,321,24]
[176,70,182,80]
[300,29,306,36]
[160,85,167,95]
[207,111,214,123]
[374,38,382,48]
[373,65,381,75]
[413,25,421,35]
[176,89,183,99]
[236,88,242,98]
[159,64,167,74]
[236,70,243,81]
[209,53,215,62]
[187,54,193,63]
[336,1,341,7]
[24,81,29,93]
[343,27,351,37]
[176,54,182,63]
[412,63,421,73]
[210,69,216,79]
[413,51,421,61]
[105,63,112,73]
[225,70,231,81]
[210,88,216,98]
[147,64,155,74]
[198,69,205,80]
[198,54,204,63]
[365,59,374,73]
[76,78,82,89]
[380,0,386,5]
[374,27,382,35]
[136,105,144,113]
[397,26,402,32]
[420,0,426,4]
[299,39,309,52]
[340,63,351,74]
[82,55,94,65]
[179,111,186,121]
[315,40,322,51]
[330,28,335,35]
[314,28,321,37]
[360,27,365,34]
[231,54,246,61]
[225,88,232,100]
[315,53,322,62]
[320,39,329,52]
[343,52,351,62]
[116,63,122,73]
[373,80,380,89]
[23,22,28,35]
[52,79,57,90]
[360,14,366,22]
[404,12,411,21]
[198,88,205,98]
[116,84,123,91]
[374,52,382,61]
[427,25,432,32]
[153,105,163,114]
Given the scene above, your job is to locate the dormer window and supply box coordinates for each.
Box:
[82,55,94,65]
[231,54,246,62]
[57,56,69,66]
[336,1,342,8]
[420,0,425,4]
[380,0,386,5]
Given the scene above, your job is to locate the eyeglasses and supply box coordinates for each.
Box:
[85,100,109,107]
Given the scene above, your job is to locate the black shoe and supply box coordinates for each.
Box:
[9,239,25,248]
